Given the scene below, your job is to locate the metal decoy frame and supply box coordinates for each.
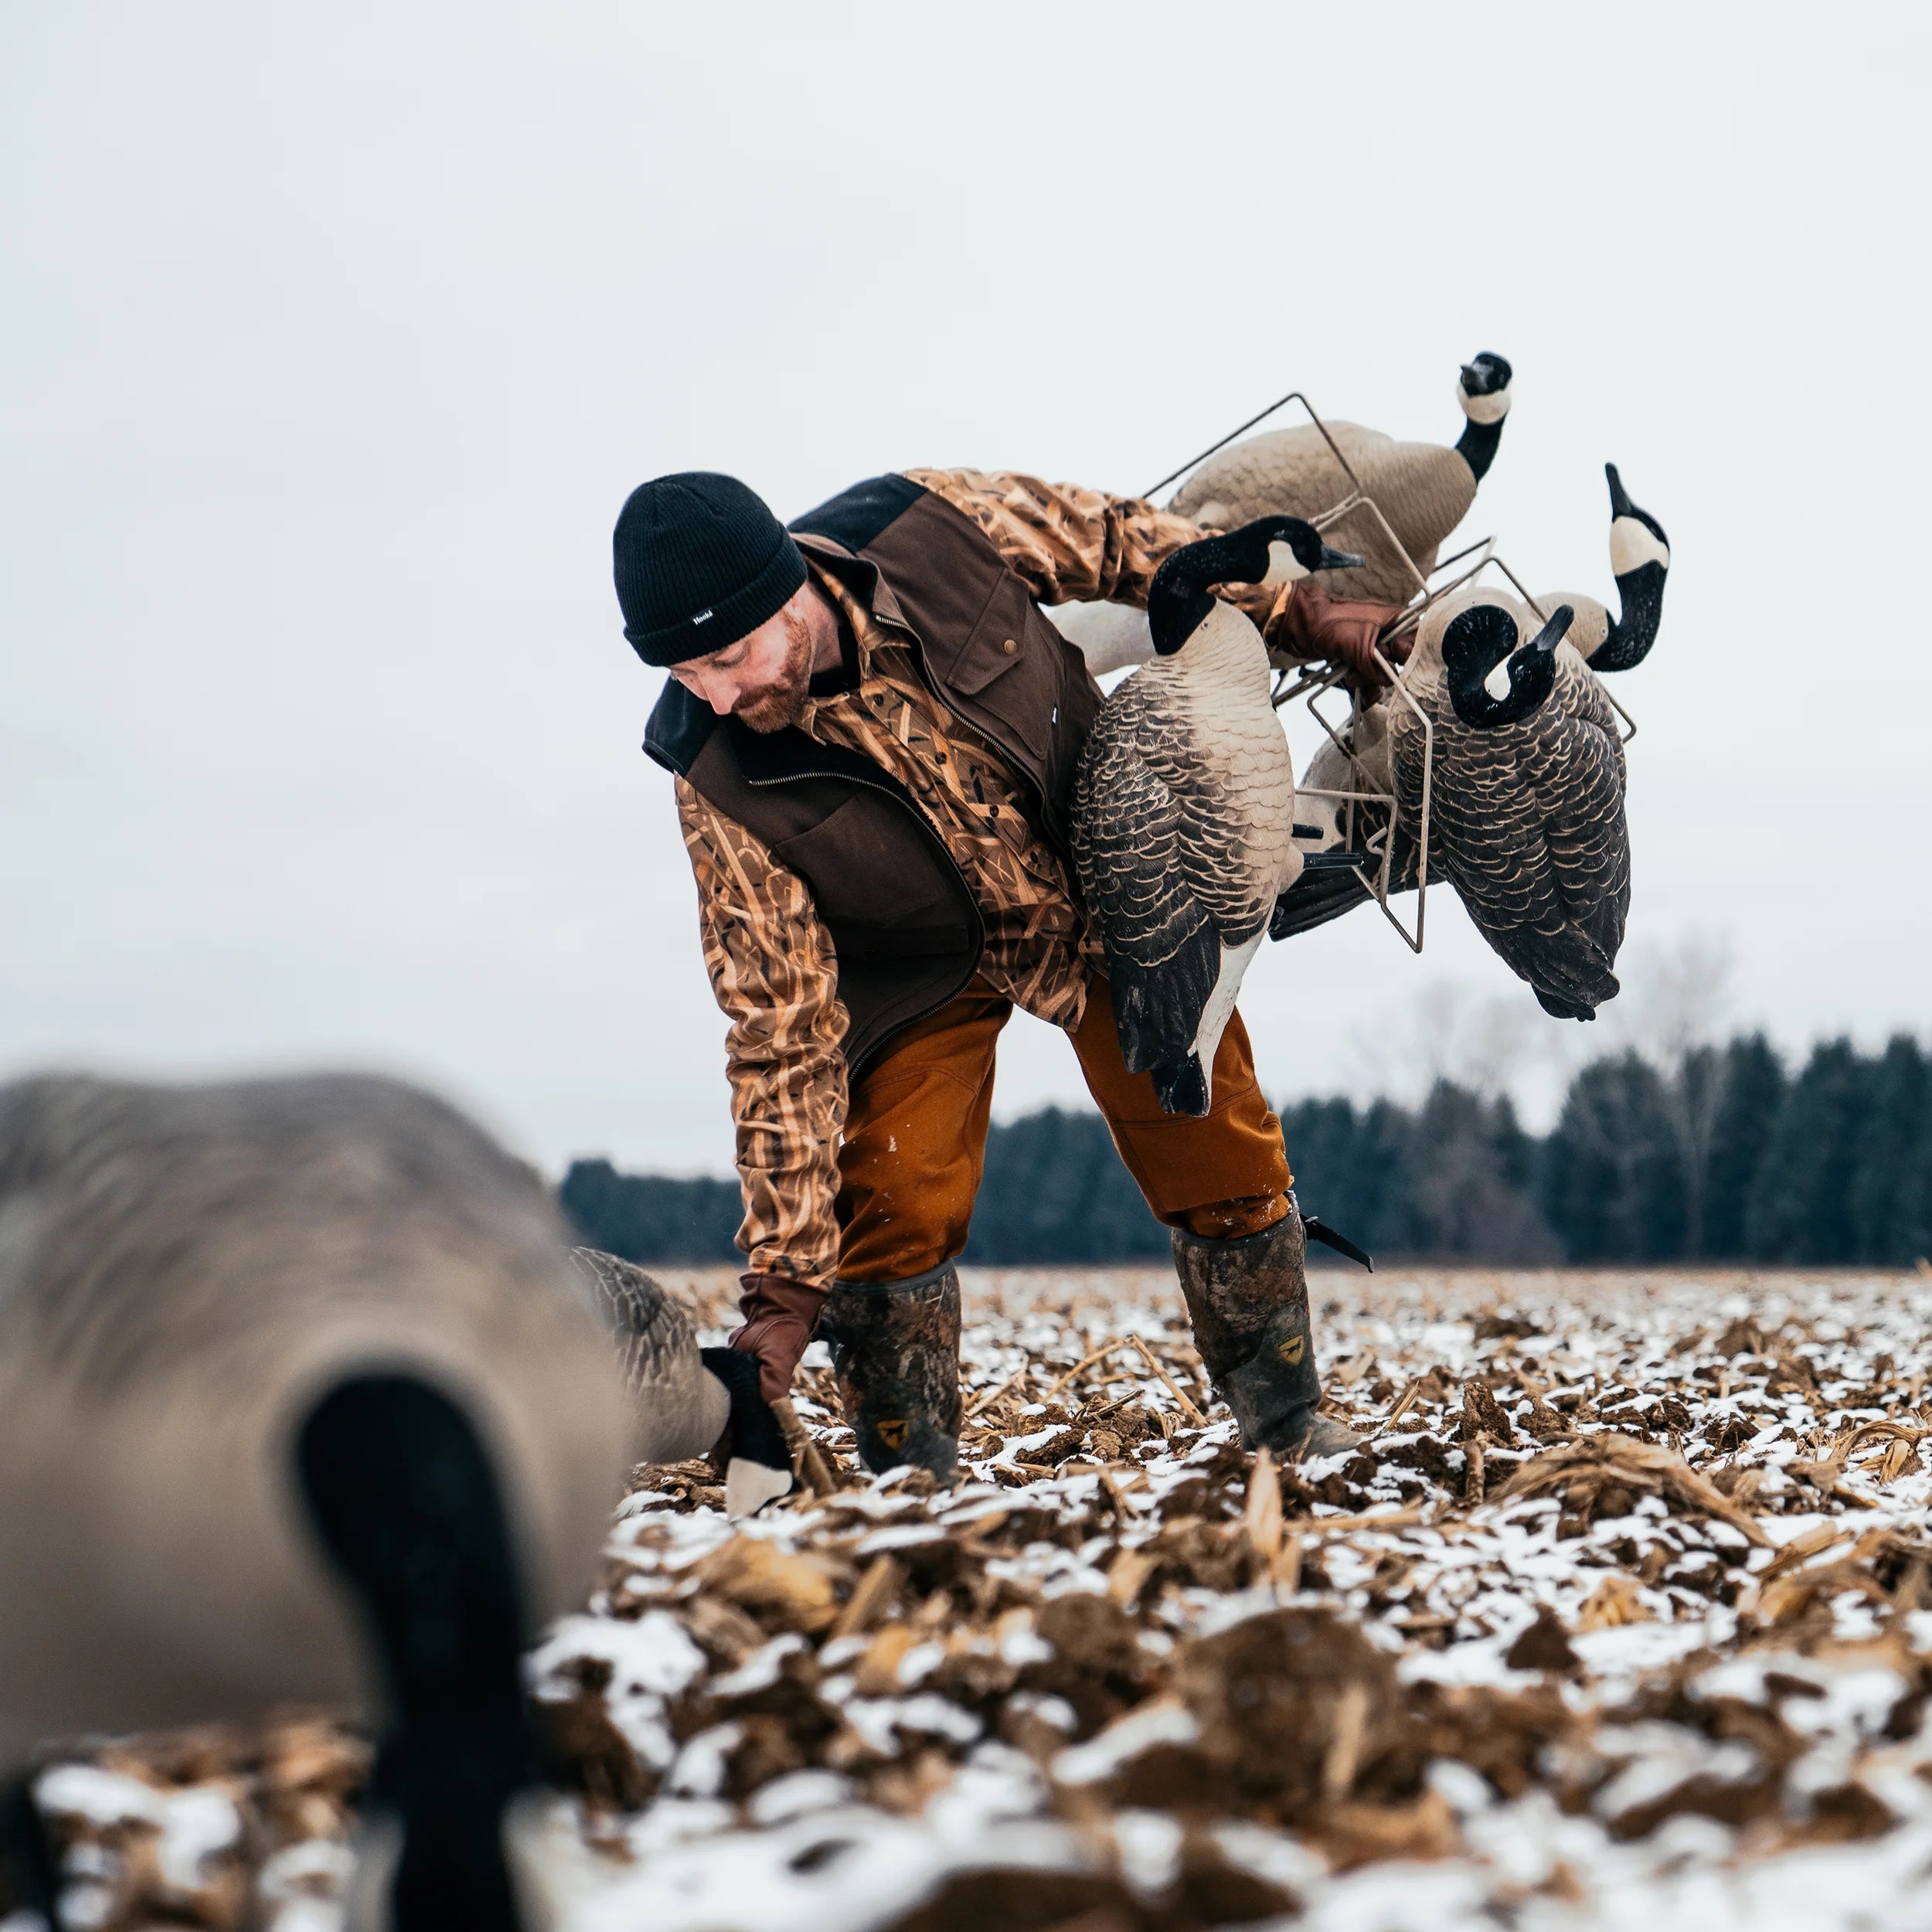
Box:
[1147,389,1638,957]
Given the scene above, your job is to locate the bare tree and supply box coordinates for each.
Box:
[1346,974,1577,1115]
[1604,930,1737,1256]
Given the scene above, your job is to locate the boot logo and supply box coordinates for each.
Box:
[875,1417,910,1451]
[1277,1336,1306,1366]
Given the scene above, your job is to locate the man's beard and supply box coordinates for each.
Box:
[734,606,818,733]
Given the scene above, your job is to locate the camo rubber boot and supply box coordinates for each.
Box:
[1172,1203,1362,1460]
[818,1261,962,1479]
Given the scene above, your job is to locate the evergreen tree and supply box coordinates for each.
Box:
[1279,1097,1376,1244]
[1667,1045,1724,1259]
[556,1027,1923,1270]
[1700,1034,1785,1259]
[559,1157,742,1263]
[1540,1051,1685,1261]
[1850,1036,1930,1263]
[1905,1096,1932,1267]
[1345,1098,1417,1257]
[968,1107,1166,1263]
[1744,1039,1878,1262]
[1400,1081,1557,1261]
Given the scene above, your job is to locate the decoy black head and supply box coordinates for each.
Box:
[1454,352,1514,481]
[1458,352,1513,405]
[1442,600,1574,726]
[297,1375,549,1932]
[1594,463,1671,672]
[699,1346,795,1515]
[1147,516,1362,655]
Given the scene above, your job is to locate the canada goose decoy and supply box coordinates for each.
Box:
[566,1246,794,1516]
[1268,464,1671,978]
[1169,349,1514,618]
[1070,517,1362,1114]
[1046,351,1513,674]
[0,1072,633,1932]
[1389,587,1629,1019]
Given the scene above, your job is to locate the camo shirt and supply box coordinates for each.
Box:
[675,469,1304,1292]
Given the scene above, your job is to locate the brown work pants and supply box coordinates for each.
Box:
[835,978,1292,1284]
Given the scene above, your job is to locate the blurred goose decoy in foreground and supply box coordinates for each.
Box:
[0,1071,632,1932]
[567,1246,794,1516]
[1070,516,1362,1114]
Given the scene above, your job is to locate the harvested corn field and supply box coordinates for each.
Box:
[33,1267,1932,1930]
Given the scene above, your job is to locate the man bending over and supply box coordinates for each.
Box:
[614,466,1397,1477]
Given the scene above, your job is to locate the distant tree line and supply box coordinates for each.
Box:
[561,1033,1932,1268]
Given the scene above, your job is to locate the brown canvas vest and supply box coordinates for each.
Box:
[645,474,1104,1078]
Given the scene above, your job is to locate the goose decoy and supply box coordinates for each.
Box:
[0,1072,633,1932]
[1268,465,1672,990]
[1070,516,1362,1114]
[1046,351,1513,674]
[567,1246,794,1516]
[1389,587,1628,1019]
[1170,350,1513,615]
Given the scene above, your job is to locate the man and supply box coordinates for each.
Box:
[615,466,1401,1476]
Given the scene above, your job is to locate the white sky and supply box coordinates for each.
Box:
[5,3,1928,1176]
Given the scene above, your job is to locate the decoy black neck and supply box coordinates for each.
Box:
[1595,463,1671,673]
[1147,518,1319,656]
[1454,353,1512,482]
[1148,526,1274,655]
[1443,603,1572,728]
[1455,414,1505,483]
[297,1375,540,1932]
[1597,565,1667,673]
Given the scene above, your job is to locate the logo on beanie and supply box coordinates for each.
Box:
[1277,1335,1306,1366]
[874,1418,910,1451]
[692,608,714,625]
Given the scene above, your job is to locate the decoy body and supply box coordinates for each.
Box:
[1046,352,1513,675]
[568,1245,793,1516]
[1071,517,1362,1114]
[0,1072,633,1932]
[1274,468,1672,1022]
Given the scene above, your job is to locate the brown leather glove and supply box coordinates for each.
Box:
[730,1272,828,1404]
[1270,580,1412,691]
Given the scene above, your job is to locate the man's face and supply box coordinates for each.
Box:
[668,590,816,733]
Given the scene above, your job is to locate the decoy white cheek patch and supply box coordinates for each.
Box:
[1484,658,1514,701]
[1611,516,1670,577]
[726,1458,794,1519]
[1260,539,1305,587]
[1458,382,1512,425]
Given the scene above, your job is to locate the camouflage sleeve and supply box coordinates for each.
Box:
[903,466,1284,633]
[675,776,849,1294]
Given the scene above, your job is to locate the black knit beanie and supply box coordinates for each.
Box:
[612,471,807,666]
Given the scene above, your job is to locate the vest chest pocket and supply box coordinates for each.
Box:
[946,576,1059,763]
[770,792,964,948]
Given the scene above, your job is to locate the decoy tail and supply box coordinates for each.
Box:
[1151,1056,1212,1118]
[1594,463,1670,672]
[1302,1214,1373,1272]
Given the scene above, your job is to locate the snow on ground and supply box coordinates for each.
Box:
[26,1265,1932,1931]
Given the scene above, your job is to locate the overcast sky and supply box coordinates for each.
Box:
[5,4,1928,1177]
